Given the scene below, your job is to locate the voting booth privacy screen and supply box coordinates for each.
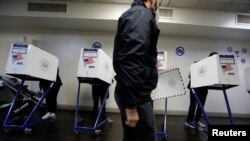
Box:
[151,68,186,100]
[190,54,239,88]
[157,51,167,71]
[5,43,59,82]
[77,48,112,84]
[152,51,186,100]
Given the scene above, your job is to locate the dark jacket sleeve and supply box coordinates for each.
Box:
[115,11,152,108]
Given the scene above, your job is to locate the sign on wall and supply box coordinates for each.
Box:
[176,46,185,56]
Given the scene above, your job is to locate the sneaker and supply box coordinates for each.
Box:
[195,121,206,128]
[185,121,196,128]
[42,112,51,119]
[50,113,56,119]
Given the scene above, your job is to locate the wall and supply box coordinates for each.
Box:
[0,29,249,117]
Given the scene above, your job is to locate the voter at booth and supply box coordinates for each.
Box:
[92,83,109,120]
[185,52,218,128]
[74,47,113,134]
[40,68,63,119]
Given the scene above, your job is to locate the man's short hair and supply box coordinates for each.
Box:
[209,52,218,57]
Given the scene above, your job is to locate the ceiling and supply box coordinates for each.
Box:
[1,15,249,41]
[64,0,250,13]
[0,0,250,40]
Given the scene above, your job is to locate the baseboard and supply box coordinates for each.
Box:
[57,105,250,118]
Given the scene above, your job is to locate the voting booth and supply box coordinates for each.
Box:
[151,68,186,100]
[244,67,250,93]
[153,50,185,140]
[77,48,112,84]
[2,43,58,134]
[189,54,239,130]
[152,67,186,140]
[5,43,58,82]
[74,48,113,135]
[190,54,239,88]
[157,51,167,71]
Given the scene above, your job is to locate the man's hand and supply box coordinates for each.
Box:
[125,108,139,128]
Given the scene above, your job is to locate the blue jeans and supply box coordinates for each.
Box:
[115,86,157,141]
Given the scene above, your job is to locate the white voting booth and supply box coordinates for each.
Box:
[157,51,168,71]
[74,48,113,135]
[153,51,185,140]
[3,43,59,134]
[189,54,239,129]
[153,50,186,100]
[5,43,58,82]
[77,48,112,84]
[190,54,239,88]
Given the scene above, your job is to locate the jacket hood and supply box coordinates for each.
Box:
[132,0,145,7]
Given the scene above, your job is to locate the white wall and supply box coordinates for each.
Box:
[0,29,249,116]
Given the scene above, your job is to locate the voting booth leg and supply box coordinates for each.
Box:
[93,86,112,130]
[157,98,168,141]
[74,82,81,131]
[191,89,211,126]
[74,83,112,135]
[222,88,234,125]
[190,89,210,133]
[3,79,25,128]
[190,87,235,134]
[2,80,53,134]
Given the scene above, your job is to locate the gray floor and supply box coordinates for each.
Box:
[0,109,250,141]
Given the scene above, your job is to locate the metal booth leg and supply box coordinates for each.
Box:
[222,88,234,125]
[191,89,211,125]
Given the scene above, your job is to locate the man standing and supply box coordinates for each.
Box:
[113,0,162,141]
[185,52,218,128]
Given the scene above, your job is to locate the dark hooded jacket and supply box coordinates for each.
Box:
[113,0,160,108]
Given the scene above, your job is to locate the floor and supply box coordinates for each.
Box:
[0,109,250,141]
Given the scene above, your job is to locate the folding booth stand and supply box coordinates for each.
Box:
[2,43,58,134]
[151,68,186,141]
[189,54,240,132]
[74,48,113,135]
[0,75,43,126]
